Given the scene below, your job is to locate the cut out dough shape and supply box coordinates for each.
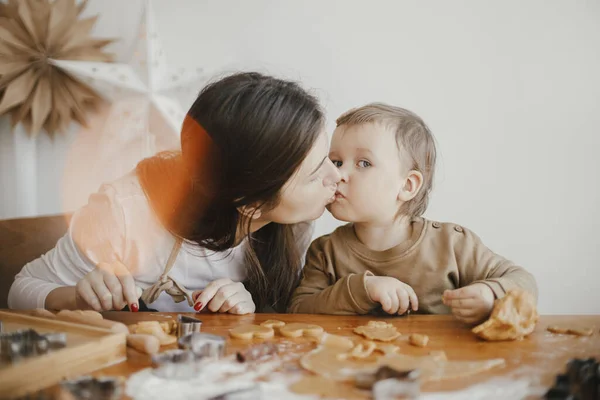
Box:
[354,321,400,342]
[320,333,355,350]
[279,323,324,338]
[472,289,538,341]
[547,326,594,336]
[301,345,504,382]
[375,343,400,356]
[260,320,286,329]
[230,325,275,340]
[409,333,429,347]
[337,341,377,361]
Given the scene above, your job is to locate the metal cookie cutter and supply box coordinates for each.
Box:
[151,349,204,380]
[60,376,122,400]
[0,329,67,363]
[177,315,203,337]
[178,332,226,359]
[355,366,421,399]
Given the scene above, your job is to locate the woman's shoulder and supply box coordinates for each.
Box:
[74,171,156,235]
[101,170,146,202]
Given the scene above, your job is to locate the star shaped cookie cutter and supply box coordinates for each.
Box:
[178,332,226,359]
[60,376,122,400]
[151,331,227,380]
[0,328,67,363]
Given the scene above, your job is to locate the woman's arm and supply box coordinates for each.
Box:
[8,184,126,310]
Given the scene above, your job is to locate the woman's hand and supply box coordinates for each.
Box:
[192,278,256,315]
[75,261,140,312]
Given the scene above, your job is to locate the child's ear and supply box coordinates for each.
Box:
[237,204,263,220]
[398,170,424,202]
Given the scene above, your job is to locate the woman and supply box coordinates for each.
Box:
[8,72,341,314]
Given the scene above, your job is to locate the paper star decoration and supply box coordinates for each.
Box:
[52,0,207,153]
[0,0,114,136]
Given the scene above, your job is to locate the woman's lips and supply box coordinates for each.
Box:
[334,191,345,200]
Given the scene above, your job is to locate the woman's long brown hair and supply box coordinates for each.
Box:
[136,72,324,311]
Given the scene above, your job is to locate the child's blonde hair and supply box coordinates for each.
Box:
[336,102,436,218]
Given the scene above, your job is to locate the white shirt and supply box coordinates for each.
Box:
[8,172,313,311]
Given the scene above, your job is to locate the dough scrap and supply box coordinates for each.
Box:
[547,326,594,336]
[472,289,538,341]
[301,345,504,383]
[230,325,275,340]
[354,321,400,342]
[129,321,174,336]
[409,333,429,347]
[260,320,286,329]
[131,321,177,345]
[279,323,324,338]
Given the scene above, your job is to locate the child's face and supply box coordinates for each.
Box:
[328,123,408,224]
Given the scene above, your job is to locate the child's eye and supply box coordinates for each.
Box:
[331,160,343,168]
[357,160,371,168]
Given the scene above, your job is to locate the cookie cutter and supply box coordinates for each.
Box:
[177,315,203,337]
[355,366,421,399]
[0,328,67,363]
[178,332,226,359]
[545,357,599,400]
[151,349,205,380]
[60,376,122,400]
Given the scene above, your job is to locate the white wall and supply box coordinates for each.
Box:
[1,0,599,314]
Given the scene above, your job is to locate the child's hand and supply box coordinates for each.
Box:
[365,276,418,315]
[443,283,495,324]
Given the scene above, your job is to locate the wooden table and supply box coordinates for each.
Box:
[90,313,600,398]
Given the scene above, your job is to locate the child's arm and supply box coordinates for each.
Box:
[288,236,377,315]
[443,225,538,323]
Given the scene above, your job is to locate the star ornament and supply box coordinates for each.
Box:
[52,0,207,151]
[0,0,114,136]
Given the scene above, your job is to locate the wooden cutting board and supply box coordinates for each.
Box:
[0,310,126,399]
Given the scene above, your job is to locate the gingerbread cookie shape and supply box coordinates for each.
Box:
[230,325,275,340]
[280,323,324,338]
[354,321,400,342]
[260,320,286,329]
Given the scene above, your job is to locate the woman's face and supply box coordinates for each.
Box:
[262,132,341,224]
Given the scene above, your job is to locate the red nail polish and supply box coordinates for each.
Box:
[194,302,202,312]
[131,303,139,312]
